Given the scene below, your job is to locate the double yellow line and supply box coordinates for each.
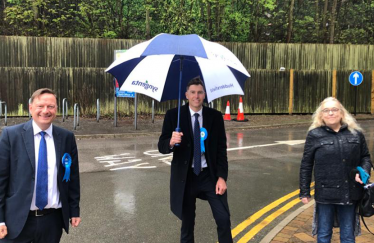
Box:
[232,182,315,243]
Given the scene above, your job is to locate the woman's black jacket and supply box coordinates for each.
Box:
[299,125,372,204]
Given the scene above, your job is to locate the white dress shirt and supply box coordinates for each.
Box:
[31,121,61,210]
[189,107,207,169]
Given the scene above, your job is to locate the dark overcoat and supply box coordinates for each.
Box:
[158,104,229,219]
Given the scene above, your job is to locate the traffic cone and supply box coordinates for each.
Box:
[223,101,231,121]
[234,97,248,122]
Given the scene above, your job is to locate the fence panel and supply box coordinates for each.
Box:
[336,70,372,113]
[293,70,332,113]
[1,36,373,116]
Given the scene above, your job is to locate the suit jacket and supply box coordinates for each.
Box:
[158,104,229,219]
[0,120,80,239]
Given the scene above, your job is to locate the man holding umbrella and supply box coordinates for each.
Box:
[158,77,232,243]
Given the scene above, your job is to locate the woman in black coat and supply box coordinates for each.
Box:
[299,97,372,243]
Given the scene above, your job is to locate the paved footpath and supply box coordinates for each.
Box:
[266,200,374,243]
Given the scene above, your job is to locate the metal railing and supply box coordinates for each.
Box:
[0,100,7,126]
[62,98,68,122]
[73,103,80,130]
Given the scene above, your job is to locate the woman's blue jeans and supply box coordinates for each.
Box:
[317,203,356,243]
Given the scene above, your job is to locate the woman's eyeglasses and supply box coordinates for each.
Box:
[322,108,340,114]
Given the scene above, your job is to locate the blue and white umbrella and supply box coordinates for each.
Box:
[105,33,250,130]
[106,33,249,101]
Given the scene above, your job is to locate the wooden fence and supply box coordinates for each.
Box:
[0,36,373,116]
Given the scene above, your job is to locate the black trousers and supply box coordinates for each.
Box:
[181,168,233,243]
[2,209,63,243]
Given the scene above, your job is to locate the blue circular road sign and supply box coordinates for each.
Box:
[349,71,363,86]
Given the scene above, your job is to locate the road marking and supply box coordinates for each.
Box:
[104,159,142,167]
[97,139,306,170]
[232,182,315,239]
[98,160,122,163]
[158,156,172,165]
[144,150,173,165]
[144,150,170,158]
[110,163,157,170]
[237,189,315,243]
[143,140,306,165]
[96,157,135,161]
[227,140,305,151]
[94,152,150,170]
[95,153,131,159]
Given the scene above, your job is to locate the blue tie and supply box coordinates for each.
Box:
[193,113,201,175]
[36,131,48,210]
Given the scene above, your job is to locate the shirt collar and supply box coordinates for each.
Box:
[32,120,53,137]
[189,107,203,117]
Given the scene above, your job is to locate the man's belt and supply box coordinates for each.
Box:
[29,208,60,217]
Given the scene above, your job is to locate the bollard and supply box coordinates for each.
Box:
[28,98,32,119]
[97,98,100,122]
[65,100,68,120]
[152,99,155,124]
[73,103,80,130]
[134,93,138,130]
[62,98,68,122]
[62,98,66,122]
[4,102,7,126]
[114,94,117,127]
[0,101,7,126]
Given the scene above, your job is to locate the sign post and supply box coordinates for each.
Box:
[113,50,137,128]
[349,71,363,116]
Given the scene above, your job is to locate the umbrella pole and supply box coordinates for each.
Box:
[175,56,184,146]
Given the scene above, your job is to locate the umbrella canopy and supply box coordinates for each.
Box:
[105,33,250,103]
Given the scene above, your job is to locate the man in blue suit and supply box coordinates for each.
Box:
[0,88,81,243]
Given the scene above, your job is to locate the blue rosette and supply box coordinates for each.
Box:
[62,153,72,182]
[200,128,208,153]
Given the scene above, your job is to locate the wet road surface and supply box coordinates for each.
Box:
[61,121,374,243]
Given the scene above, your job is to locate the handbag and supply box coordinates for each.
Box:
[359,183,374,234]
[359,183,374,217]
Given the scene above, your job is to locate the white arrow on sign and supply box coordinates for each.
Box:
[353,72,359,85]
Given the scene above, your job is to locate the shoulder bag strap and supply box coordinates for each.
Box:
[361,215,374,235]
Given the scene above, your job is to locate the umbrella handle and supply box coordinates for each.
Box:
[174,127,181,147]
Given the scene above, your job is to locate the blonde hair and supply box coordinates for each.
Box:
[309,97,362,133]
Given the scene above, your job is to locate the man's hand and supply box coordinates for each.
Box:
[0,225,7,239]
[300,197,311,204]
[355,173,364,184]
[169,132,183,147]
[216,177,227,195]
[70,217,81,227]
